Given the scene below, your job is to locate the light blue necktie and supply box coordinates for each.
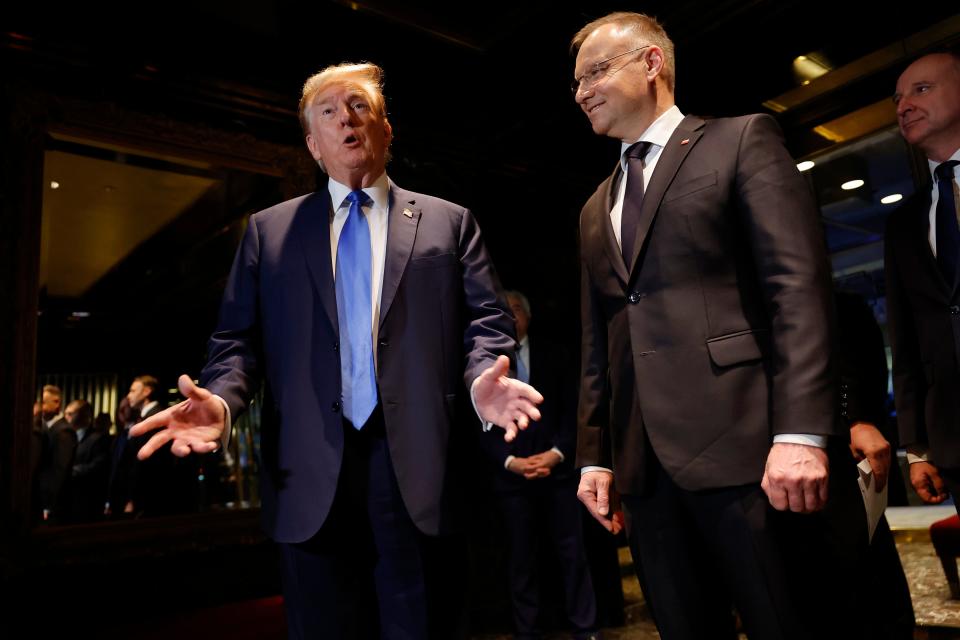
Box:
[335,190,377,428]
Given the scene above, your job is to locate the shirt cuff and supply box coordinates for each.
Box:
[213,395,232,449]
[773,433,827,448]
[551,447,565,462]
[470,377,494,432]
[906,446,929,464]
[581,466,613,475]
[504,455,516,470]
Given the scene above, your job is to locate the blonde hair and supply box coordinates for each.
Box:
[299,62,388,136]
[571,12,676,93]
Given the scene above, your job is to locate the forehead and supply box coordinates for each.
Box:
[576,24,633,68]
[898,55,957,90]
[310,79,374,105]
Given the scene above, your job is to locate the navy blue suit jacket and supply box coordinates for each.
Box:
[480,336,578,491]
[201,179,515,542]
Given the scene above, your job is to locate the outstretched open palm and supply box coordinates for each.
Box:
[128,374,226,459]
[474,355,544,442]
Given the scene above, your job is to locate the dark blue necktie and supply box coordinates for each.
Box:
[621,141,651,265]
[935,160,960,285]
[335,189,377,428]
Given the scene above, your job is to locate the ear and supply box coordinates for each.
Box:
[305,132,322,163]
[646,46,665,81]
[383,118,393,145]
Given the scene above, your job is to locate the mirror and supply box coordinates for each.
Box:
[31,134,285,527]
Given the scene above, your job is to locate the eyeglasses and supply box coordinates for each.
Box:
[571,45,650,94]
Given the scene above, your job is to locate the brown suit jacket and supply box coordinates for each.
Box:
[576,113,839,495]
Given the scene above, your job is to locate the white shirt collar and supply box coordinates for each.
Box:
[140,400,159,418]
[927,148,960,183]
[327,172,390,215]
[619,105,685,170]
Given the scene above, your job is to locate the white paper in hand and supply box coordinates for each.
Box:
[856,458,888,543]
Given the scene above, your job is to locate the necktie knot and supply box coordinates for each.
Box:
[345,189,371,209]
[936,160,959,183]
[626,141,651,161]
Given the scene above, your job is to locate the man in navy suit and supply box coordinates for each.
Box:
[886,51,960,509]
[131,62,543,639]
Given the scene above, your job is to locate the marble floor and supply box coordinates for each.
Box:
[473,505,960,639]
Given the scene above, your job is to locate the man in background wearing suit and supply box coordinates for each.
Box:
[480,290,597,640]
[35,384,76,523]
[65,399,110,523]
[571,12,865,639]
[131,62,543,639]
[886,50,960,509]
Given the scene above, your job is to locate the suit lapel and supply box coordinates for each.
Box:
[379,181,421,328]
[626,115,704,275]
[910,192,955,299]
[602,167,631,286]
[294,189,340,335]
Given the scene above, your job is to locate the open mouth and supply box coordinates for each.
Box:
[343,134,359,145]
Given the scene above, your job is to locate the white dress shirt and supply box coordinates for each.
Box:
[328,173,390,364]
[925,150,960,256]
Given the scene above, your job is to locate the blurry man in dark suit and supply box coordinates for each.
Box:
[835,290,914,639]
[35,384,76,523]
[65,399,110,523]
[481,291,598,640]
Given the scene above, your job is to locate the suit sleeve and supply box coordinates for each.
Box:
[884,223,926,448]
[735,114,838,437]
[200,215,264,419]
[457,208,518,389]
[72,434,110,478]
[576,241,613,468]
[834,293,889,434]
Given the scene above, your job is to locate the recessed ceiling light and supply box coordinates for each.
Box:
[796,161,815,172]
[50,181,59,189]
[841,179,864,190]
[881,193,903,204]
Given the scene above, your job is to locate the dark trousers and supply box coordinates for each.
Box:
[621,449,868,640]
[279,408,459,640]
[497,476,597,639]
[863,515,915,639]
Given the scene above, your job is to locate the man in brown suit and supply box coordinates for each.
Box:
[571,12,866,639]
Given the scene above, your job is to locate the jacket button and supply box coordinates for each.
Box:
[628,292,641,304]
[951,305,960,315]
[333,342,339,352]
[331,401,341,413]
[379,339,389,347]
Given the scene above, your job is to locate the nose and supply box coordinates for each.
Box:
[896,95,913,118]
[337,102,357,125]
[574,84,592,105]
